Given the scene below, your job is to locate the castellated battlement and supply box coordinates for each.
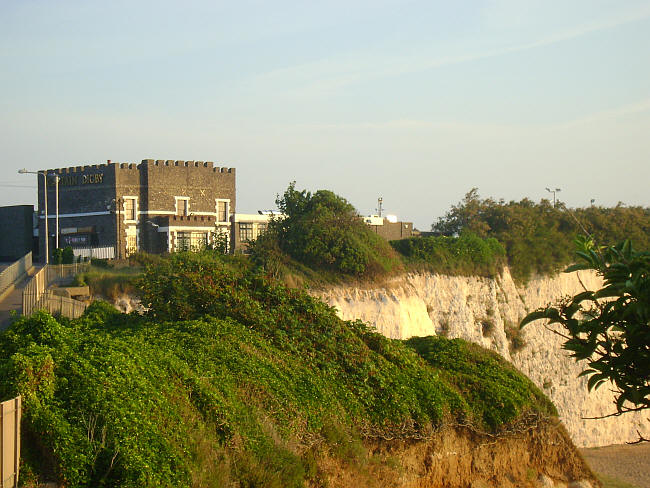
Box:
[53,163,110,174]
[118,163,138,170]
[144,159,234,173]
[47,160,234,174]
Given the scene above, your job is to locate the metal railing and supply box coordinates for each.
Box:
[72,247,115,260]
[0,396,21,488]
[0,253,32,297]
[22,263,90,317]
[32,292,88,319]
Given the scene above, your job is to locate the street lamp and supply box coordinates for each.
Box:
[545,187,562,208]
[18,169,59,264]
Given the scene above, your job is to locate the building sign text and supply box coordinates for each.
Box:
[59,173,105,186]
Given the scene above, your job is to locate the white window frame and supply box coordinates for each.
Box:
[122,196,138,223]
[215,198,230,223]
[175,196,190,217]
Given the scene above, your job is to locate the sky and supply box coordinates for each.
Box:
[1,0,649,229]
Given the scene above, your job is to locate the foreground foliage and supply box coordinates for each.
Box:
[522,237,650,418]
[0,252,554,487]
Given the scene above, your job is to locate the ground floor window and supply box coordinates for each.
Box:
[239,222,254,241]
[176,231,208,252]
[255,223,267,238]
[126,235,137,256]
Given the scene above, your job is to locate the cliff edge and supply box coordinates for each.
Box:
[318,268,649,447]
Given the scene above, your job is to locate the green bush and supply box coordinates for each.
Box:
[250,183,402,279]
[0,254,556,487]
[390,232,506,277]
[62,247,75,264]
[432,189,650,282]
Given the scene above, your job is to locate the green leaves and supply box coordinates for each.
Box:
[251,182,402,278]
[390,233,506,278]
[2,253,564,486]
[520,238,650,415]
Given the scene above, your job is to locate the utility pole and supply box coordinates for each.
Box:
[545,187,561,208]
[52,173,59,250]
[377,197,383,217]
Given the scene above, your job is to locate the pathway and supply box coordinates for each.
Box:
[0,268,38,331]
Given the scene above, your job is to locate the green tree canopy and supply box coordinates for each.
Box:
[251,183,402,278]
[432,189,650,281]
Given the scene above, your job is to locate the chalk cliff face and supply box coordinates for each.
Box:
[317,268,649,448]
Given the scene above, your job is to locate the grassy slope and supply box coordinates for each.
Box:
[1,254,555,487]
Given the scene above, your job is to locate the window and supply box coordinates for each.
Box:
[175,231,208,252]
[126,235,137,256]
[176,231,191,251]
[190,232,208,251]
[124,198,136,221]
[176,198,189,216]
[239,223,254,241]
[216,199,229,222]
[256,223,267,238]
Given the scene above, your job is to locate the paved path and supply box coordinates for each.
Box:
[0,269,37,331]
[581,443,650,488]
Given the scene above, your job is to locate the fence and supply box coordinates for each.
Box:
[23,263,90,317]
[35,292,88,319]
[72,247,115,260]
[0,396,21,488]
[0,253,32,297]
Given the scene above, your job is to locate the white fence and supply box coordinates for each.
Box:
[0,396,21,488]
[72,247,115,260]
[0,253,32,297]
[22,263,90,317]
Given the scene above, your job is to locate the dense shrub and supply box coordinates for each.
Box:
[390,232,506,277]
[0,253,555,487]
[405,336,556,428]
[432,189,650,281]
[250,183,402,279]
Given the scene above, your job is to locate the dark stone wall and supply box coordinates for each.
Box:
[37,164,117,260]
[36,160,236,259]
[0,205,34,261]
[141,160,236,216]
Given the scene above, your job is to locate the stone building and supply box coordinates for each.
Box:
[363,215,414,241]
[37,159,235,260]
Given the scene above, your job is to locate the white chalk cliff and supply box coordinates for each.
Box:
[316,268,649,447]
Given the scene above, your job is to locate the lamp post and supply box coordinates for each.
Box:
[545,187,562,208]
[18,169,55,264]
[51,173,59,249]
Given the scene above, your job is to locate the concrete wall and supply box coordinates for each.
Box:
[367,218,414,241]
[0,205,34,261]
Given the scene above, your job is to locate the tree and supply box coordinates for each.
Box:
[521,237,650,437]
[251,182,401,277]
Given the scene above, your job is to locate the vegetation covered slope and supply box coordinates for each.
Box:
[0,253,554,487]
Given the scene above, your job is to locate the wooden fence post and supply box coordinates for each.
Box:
[0,396,21,488]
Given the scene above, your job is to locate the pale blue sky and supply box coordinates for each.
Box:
[1,0,649,228]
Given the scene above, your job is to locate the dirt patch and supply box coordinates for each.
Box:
[581,443,650,488]
[312,417,598,488]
